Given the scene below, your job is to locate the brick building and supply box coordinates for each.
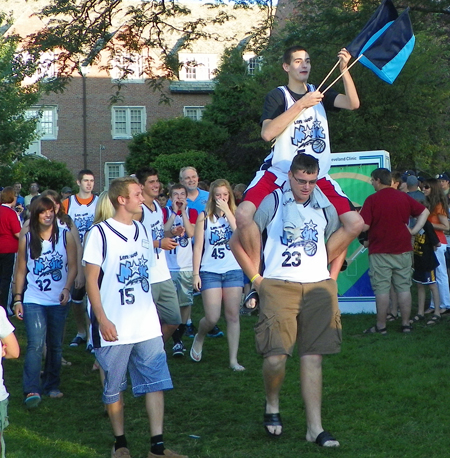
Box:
[4,0,270,192]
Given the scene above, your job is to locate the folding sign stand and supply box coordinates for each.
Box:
[329,150,391,313]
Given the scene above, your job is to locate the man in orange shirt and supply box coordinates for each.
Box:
[62,169,98,350]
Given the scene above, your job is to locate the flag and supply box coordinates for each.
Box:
[358,9,415,84]
[347,0,398,58]
[347,0,415,84]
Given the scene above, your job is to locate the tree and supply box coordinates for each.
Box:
[125,117,229,174]
[205,0,450,179]
[0,15,47,165]
[152,150,236,185]
[11,156,76,193]
[24,0,275,95]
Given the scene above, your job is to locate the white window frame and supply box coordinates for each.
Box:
[110,51,145,83]
[25,105,58,140]
[111,106,146,139]
[183,106,205,121]
[104,162,126,190]
[243,53,262,75]
[178,53,218,81]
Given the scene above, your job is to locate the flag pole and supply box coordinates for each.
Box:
[322,55,363,94]
[316,61,340,92]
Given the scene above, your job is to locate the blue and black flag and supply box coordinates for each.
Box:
[347,0,415,84]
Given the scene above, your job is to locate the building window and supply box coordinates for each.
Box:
[178,53,218,81]
[104,162,126,190]
[112,107,146,139]
[244,54,262,75]
[25,106,58,140]
[22,51,58,84]
[111,51,145,82]
[183,106,205,121]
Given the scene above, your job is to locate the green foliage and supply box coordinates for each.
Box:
[205,0,450,180]
[125,117,229,174]
[152,150,235,185]
[10,156,76,192]
[0,20,45,164]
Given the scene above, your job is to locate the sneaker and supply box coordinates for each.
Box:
[86,343,95,354]
[112,446,131,458]
[69,335,87,347]
[184,323,197,338]
[147,449,188,458]
[172,342,185,357]
[207,325,224,338]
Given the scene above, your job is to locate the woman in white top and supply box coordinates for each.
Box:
[14,197,77,408]
[190,179,245,371]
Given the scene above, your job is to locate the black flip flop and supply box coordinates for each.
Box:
[263,411,283,438]
[315,430,339,447]
[242,289,259,313]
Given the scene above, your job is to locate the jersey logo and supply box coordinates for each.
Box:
[33,251,64,281]
[291,119,326,154]
[116,254,150,293]
[280,219,318,257]
[74,213,95,241]
[151,222,165,242]
[209,224,233,250]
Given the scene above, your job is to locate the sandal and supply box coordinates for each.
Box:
[242,289,259,312]
[189,334,202,362]
[363,325,387,335]
[409,314,425,324]
[427,314,441,325]
[401,325,412,333]
[315,430,340,447]
[24,393,41,409]
[264,404,283,438]
[386,313,398,322]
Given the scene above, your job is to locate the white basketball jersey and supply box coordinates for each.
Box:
[164,209,193,272]
[24,229,69,305]
[83,218,160,348]
[66,194,99,244]
[141,201,171,284]
[262,85,331,184]
[200,213,241,273]
[261,189,330,283]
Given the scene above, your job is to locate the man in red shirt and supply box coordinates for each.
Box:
[360,168,429,334]
[0,187,21,313]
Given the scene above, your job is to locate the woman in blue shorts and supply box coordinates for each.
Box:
[191,179,245,371]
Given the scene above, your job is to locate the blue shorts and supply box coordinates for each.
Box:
[200,270,244,291]
[95,337,173,404]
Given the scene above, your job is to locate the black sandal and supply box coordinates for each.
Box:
[264,404,283,438]
[242,289,259,313]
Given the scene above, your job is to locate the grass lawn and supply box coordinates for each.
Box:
[4,294,450,458]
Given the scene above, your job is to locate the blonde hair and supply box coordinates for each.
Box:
[205,179,236,221]
[94,191,115,224]
[108,176,139,210]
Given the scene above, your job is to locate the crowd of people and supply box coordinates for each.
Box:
[0,43,450,458]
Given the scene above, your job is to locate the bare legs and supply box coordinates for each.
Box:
[262,353,337,445]
[191,286,243,369]
[327,211,364,280]
[106,391,164,440]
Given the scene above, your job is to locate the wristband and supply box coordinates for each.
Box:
[250,273,261,283]
[13,300,22,306]
[193,273,199,276]
[63,288,70,292]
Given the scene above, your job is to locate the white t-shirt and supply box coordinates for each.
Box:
[0,308,14,401]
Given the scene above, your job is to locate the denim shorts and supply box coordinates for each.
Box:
[200,270,244,291]
[95,337,173,404]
